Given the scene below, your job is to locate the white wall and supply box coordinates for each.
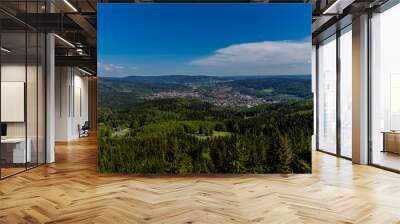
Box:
[72,73,89,138]
[55,67,89,141]
[55,67,70,141]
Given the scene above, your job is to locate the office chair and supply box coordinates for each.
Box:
[79,121,90,138]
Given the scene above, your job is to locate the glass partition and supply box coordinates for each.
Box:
[317,35,337,154]
[370,3,400,171]
[0,1,46,179]
[1,30,28,177]
[339,26,352,158]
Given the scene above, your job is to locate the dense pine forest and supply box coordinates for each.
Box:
[98,75,313,174]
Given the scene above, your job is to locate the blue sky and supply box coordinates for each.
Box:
[98,4,311,77]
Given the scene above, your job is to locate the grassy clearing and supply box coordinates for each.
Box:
[261,88,274,94]
[191,131,232,139]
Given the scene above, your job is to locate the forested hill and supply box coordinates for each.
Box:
[98,98,313,174]
[222,76,312,98]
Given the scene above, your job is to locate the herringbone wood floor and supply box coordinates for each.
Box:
[1,136,400,224]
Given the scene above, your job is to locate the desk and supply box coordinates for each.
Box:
[1,138,31,164]
[382,131,400,154]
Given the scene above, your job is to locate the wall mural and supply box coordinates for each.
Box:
[97,3,313,174]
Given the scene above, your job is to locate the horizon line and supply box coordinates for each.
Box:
[100,74,312,78]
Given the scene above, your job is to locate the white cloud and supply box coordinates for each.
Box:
[98,63,139,77]
[190,40,311,75]
[98,62,127,71]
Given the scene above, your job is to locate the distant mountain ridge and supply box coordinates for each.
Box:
[101,74,311,84]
